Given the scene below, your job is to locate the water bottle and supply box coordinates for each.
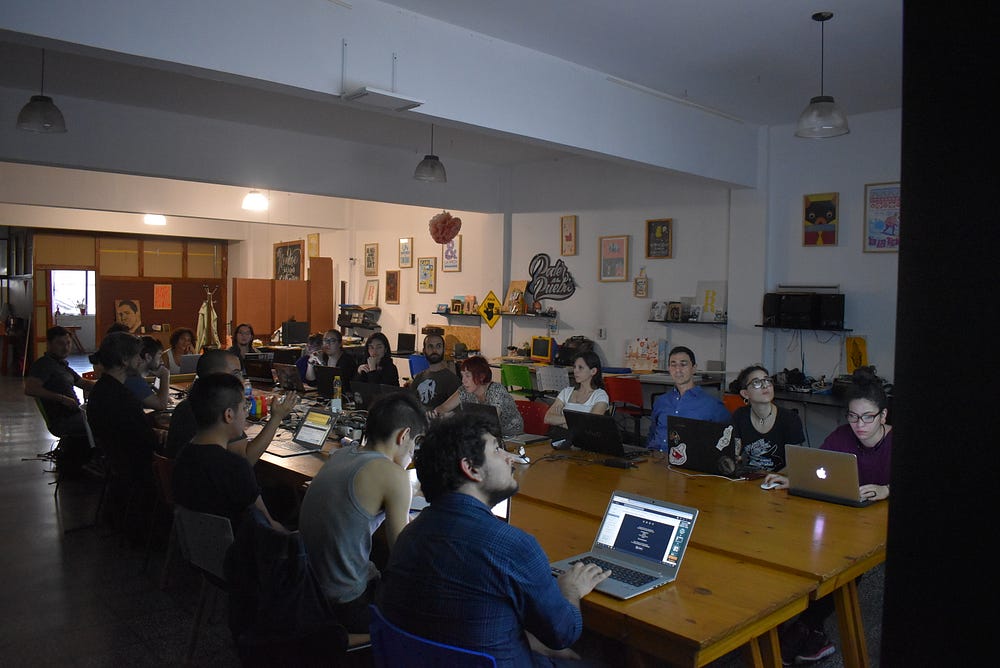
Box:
[244,378,254,416]
[331,376,343,413]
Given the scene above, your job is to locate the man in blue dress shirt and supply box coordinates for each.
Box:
[648,346,731,450]
[378,413,610,667]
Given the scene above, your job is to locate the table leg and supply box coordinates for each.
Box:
[741,626,782,668]
[833,579,870,668]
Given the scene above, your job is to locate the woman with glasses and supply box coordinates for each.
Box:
[304,329,357,387]
[729,365,805,473]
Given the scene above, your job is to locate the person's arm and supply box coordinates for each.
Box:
[376,463,412,551]
[429,388,461,417]
[381,362,400,387]
[253,495,286,532]
[150,365,172,411]
[495,386,524,435]
[74,376,97,392]
[235,391,299,464]
[24,376,79,410]
[544,398,567,427]
[589,388,609,416]
[647,395,666,449]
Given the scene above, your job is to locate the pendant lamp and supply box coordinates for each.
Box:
[17,49,67,133]
[795,12,849,138]
[414,125,447,183]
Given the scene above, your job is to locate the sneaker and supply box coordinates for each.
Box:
[795,630,836,663]
[778,620,810,666]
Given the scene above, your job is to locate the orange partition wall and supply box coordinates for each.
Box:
[232,278,274,340]
[308,257,334,332]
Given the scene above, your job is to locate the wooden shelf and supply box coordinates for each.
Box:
[647,320,727,325]
[755,324,852,332]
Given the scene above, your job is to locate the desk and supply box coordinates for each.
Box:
[515,452,885,667]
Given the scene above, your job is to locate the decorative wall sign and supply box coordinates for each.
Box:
[417,257,436,293]
[399,237,413,268]
[863,182,900,253]
[442,235,462,272]
[385,270,400,304]
[560,215,577,256]
[114,299,143,333]
[153,284,172,310]
[526,253,576,302]
[803,193,839,246]
[598,235,629,282]
[364,243,379,276]
[274,240,304,280]
[478,290,503,329]
[307,233,320,258]
[645,218,673,258]
[633,268,649,298]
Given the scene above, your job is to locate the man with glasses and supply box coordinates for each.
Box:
[172,372,284,531]
[648,346,730,450]
[378,413,609,665]
[299,392,427,633]
[409,333,460,409]
[164,349,299,459]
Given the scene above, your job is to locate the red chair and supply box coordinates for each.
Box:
[603,376,650,445]
[515,400,549,435]
[722,393,745,415]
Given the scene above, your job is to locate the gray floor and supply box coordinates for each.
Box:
[0,357,882,666]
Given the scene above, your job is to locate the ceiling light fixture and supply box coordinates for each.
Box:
[17,49,67,133]
[795,12,849,138]
[414,125,447,183]
[342,86,424,112]
[241,189,269,211]
[143,214,167,226]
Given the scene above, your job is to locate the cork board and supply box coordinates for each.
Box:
[441,324,481,357]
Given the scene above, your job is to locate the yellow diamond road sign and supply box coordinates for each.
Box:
[478,290,502,329]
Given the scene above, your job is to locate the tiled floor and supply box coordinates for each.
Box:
[0,358,882,666]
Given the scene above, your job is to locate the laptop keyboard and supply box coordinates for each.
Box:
[268,440,317,456]
[568,556,657,586]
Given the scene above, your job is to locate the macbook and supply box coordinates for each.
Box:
[178,353,201,374]
[564,410,648,459]
[272,363,306,392]
[268,407,334,457]
[395,333,417,355]
[459,401,502,435]
[244,357,273,383]
[785,444,871,507]
[313,365,343,398]
[666,416,741,478]
[550,491,698,600]
[350,381,403,410]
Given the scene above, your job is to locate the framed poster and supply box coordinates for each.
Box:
[598,235,629,282]
[274,240,304,280]
[363,279,379,307]
[863,182,901,253]
[398,237,413,268]
[364,243,378,276]
[307,233,320,258]
[803,192,839,246]
[442,234,462,272]
[153,284,172,310]
[560,215,577,256]
[645,218,673,258]
[633,276,649,298]
[385,270,400,304]
[114,299,143,333]
[417,257,436,293]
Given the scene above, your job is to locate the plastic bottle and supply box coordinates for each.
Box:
[331,375,343,413]
[244,378,254,417]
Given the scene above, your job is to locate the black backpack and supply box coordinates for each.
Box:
[554,336,594,366]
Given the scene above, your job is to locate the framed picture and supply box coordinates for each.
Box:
[442,235,462,272]
[385,270,400,304]
[645,218,673,258]
[364,243,378,276]
[153,284,172,310]
[399,237,413,268]
[803,192,839,246]
[417,257,436,293]
[450,299,464,314]
[307,233,320,258]
[633,276,649,298]
[598,235,629,282]
[274,240,305,280]
[863,182,901,253]
[560,215,577,256]
[363,279,379,307]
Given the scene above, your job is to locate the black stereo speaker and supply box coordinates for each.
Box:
[778,293,818,328]
[762,293,781,326]
[818,294,845,329]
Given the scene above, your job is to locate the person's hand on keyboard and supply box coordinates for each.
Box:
[557,561,611,607]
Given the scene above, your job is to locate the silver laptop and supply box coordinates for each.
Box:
[272,362,306,392]
[785,444,871,507]
[268,407,334,457]
[550,491,698,600]
[178,353,200,374]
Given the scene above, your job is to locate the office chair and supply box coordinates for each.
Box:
[515,400,549,436]
[604,376,650,445]
[500,364,537,400]
[722,393,745,414]
[408,354,430,377]
[146,453,177,579]
[369,605,497,667]
[534,364,571,397]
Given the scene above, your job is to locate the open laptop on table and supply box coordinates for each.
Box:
[268,406,335,457]
[272,363,307,393]
[178,353,201,374]
[785,444,871,507]
[395,333,416,356]
[564,410,648,459]
[244,357,274,383]
[350,381,403,410]
[550,490,698,600]
[313,365,343,399]
[666,416,743,478]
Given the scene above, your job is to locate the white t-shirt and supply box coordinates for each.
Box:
[557,386,609,414]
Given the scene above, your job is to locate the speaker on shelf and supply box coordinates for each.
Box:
[818,293,845,329]
[762,293,781,326]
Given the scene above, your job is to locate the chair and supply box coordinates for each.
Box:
[408,354,430,377]
[146,453,176,579]
[515,400,549,436]
[369,605,496,668]
[534,364,571,397]
[722,393,745,415]
[603,376,650,445]
[173,506,235,663]
[500,364,537,400]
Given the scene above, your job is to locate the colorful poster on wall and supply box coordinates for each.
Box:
[863,182,900,253]
[153,284,172,310]
[803,192,839,246]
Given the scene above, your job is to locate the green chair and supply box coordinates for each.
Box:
[500,364,537,400]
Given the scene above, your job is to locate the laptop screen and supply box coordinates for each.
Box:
[595,493,696,567]
[294,409,334,447]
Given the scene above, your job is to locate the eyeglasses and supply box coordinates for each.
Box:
[746,377,773,390]
[323,338,340,344]
[846,411,880,424]
[413,434,425,450]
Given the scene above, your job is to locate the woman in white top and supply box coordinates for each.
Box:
[544,351,609,428]
[162,327,194,374]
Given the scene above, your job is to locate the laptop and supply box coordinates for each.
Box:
[785,444,871,507]
[272,363,306,392]
[665,416,742,478]
[459,401,502,434]
[268,406,335,457]
[564,410,648,459]
[350,381,403,410]
[550,491,698,600]
[313,365,343,398]
[178,353,200,374]
[395,333,417,355]
[244,357,273,383]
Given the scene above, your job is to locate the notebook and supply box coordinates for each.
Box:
[272,363,306,392]
[244,357,273,383]
[550,490,698,600]
[564,410,648,459]
[313,365,343,398]
[268,407,335,457]
[350,381,403,410]
[666,416,741,478]
[395,333,417,355]
[785,444,871,507]
[178,353,201,374]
